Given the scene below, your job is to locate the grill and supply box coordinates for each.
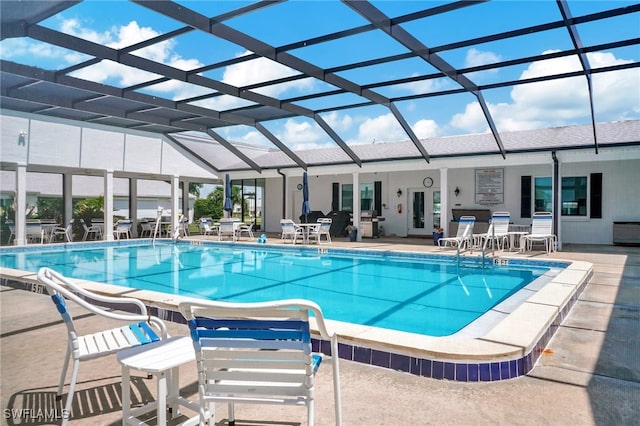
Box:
[360,210,383,238]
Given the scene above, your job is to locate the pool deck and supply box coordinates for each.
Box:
[1,239,639,424]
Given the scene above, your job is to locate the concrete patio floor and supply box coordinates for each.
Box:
[1,240,638,425]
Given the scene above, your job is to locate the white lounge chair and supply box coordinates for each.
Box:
[438,215,475,249]
[308,217,332,244]
[37,267,167,426]
[523,212,556,254]
[475,211,510,250]
[179,298,342,426]
[280,219,303,244]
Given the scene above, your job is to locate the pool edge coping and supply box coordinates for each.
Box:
[0,242,592,382]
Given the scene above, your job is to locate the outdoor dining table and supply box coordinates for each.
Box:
[297,223,318,245]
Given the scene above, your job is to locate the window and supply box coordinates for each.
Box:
[534,177,552,213]
[561,177,587,216]
[341,184,353,211]
[533,176,588,216]
[341,183,375,211]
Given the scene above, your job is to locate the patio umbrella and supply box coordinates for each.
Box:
[223,173,232,218]
[302,171,311,223]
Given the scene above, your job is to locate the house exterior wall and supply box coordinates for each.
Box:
[261,155,640,245]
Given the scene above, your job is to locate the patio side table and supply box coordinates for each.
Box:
[118,336,199,426]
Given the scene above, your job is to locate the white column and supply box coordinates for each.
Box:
[63,173,73,227]
[352,172,361,241]
[182,179,190,222]
[553,157,562,250]
[171,175,180,237]
[104,170,114,241]
[129,178,138,238]
[440,168,449,238]
[15,163,27,245]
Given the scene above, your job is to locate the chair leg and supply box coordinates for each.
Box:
[228,402,235,426]
[61,359,80,426]
[308,398,314,426]
[57,347,71,398]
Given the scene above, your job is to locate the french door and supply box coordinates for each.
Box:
[408,189,441,235]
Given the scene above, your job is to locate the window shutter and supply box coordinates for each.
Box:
[332,183,339,212]
[374,181,382,215]
[521,176,532,218]
[590,173,603,218]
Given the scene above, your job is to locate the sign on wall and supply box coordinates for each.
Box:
[475,168,504,205]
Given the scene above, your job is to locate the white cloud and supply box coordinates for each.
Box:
[321,111,354,133]
[449,50,640,133]
[356,113,406,144]
[464,48,502,82]
[412,119,440,138]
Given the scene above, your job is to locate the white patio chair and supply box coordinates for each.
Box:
[237,219,255,240]
[81,219,103,240]
[36,267,167,426]
[6,220,15,244]
[308,217,332,244]
[113,219,133,239]
[280,219,304,244]
[51,219,73,242]
[523,212,556,254]
[26,220,44,244]
[438,216,475,249]
[218,219,237,242]
[139,220,154,238]
[179,298,342,426]
[199,218,217,238]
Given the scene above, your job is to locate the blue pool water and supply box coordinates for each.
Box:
[0,241,565,337]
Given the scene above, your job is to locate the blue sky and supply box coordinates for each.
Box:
[1,0,639,151]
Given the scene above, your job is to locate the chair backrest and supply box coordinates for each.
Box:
[457,216,475,238]
[140,221,153,231]
[280,219,297,233]
[317,217,332,233]
[179,298,341,423]
[37,267,167,351]
[491,211,511,235]
[115,220,132,231]
[219,220,235,234]
[531,212,553,235]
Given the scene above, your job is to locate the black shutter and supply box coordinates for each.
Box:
[332,183,339,212]
[374,181,382,215]
[590,173,603,218]
[521,176,532,218]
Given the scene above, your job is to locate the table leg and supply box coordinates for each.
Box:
[157,371,167,426]
[168,366,180,418]
[121,366,131,425]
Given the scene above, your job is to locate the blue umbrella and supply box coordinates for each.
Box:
[223,173,232,217]
[302,171,311,222]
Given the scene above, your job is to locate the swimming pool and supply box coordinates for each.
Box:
[0,240,566,337]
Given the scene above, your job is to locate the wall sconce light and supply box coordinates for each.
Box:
[454,187,460,197]
[396,188,403,197]
[18,131,28,146]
